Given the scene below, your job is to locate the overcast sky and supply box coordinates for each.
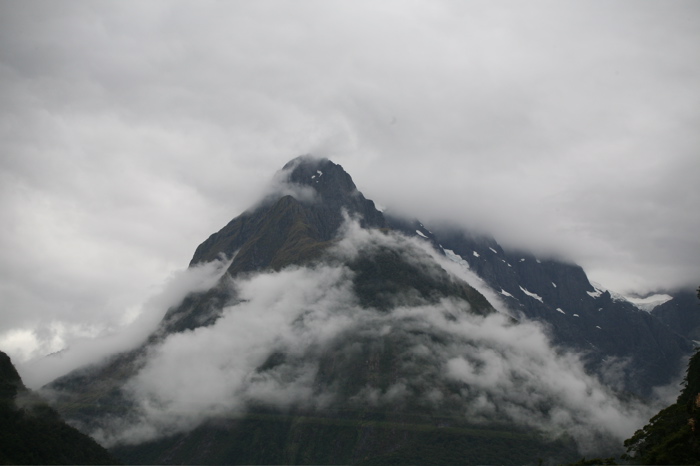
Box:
[1,1,699,368]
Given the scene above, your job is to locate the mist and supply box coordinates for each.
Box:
[18,258,231,389]
[87,221,659,455]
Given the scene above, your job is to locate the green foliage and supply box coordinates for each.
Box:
[624,348,700,464]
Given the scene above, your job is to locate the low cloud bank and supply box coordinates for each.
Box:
[19,258,230,389]
[89,224,656,455]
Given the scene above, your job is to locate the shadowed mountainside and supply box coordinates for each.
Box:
[0,351,117,465]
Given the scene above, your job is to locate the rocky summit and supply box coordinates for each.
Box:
[44,156,696,465]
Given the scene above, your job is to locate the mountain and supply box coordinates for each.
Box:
[651,289,700,343]
[385,222,693,397]
[0,351,117,465]
[43,156,693,464]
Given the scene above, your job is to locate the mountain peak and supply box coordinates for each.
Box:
[282,154,330,171]
[281,155,358,201]
[188,156,385,270]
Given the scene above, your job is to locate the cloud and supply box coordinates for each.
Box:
[16,257,231,389]
[88,222,658,456]
[252,157,321,208]
[93,263,358,445]
[1,0,698,418]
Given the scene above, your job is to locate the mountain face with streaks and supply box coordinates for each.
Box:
[45,156,694,465]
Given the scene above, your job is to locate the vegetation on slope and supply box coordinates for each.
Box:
[0,351,117,465]
[623,287,700,464]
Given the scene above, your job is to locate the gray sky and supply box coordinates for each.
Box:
[1,1,699,366]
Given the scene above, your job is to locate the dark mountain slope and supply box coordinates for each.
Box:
[0,351,117,465]
[112,412,578,465]
[190,156,385,272]
[652,289,700,342]
[387,221,693,397]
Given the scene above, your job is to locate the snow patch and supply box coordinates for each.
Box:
[415,230,428,239]
[556,308,566,315]
[586,282,605,299]
[489,247,498,254]
[443,249,470,270]
[573,314,580,317]
[552,282,557,288]
[500,289,515,299]
[519,286,543,303]
[587,281,668,312]
[625,294,673,312]
[519,258,526,262]
[473,251,480,258]
[596,326,602,329]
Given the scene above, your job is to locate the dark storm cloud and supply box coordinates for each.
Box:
[0,1,698,371]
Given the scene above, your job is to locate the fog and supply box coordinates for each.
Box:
[18,258,230,388]
[87,221,658,455]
